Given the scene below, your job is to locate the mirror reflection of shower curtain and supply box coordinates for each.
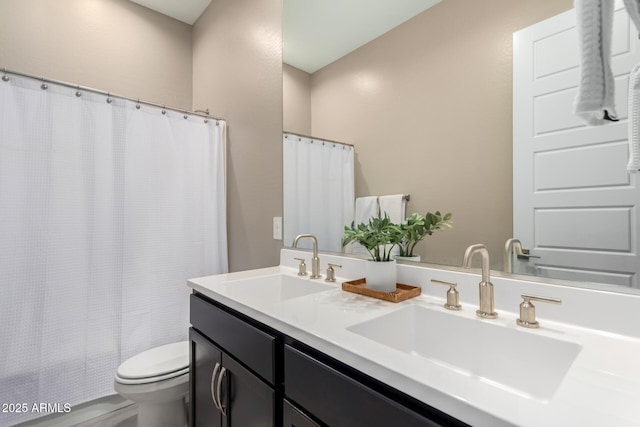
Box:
[283,134,354,252]
[0,75,228,425]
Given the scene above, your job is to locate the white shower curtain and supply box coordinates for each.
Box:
[283,133,354,252]
[0,75,227,425]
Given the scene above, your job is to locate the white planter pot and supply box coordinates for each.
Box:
[394,255,421,262]
[364,260,397,292]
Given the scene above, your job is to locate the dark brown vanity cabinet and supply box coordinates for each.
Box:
[189,294,278,426]
[283,345,465,427]
[190,292,466,427]
[283,399,321,427]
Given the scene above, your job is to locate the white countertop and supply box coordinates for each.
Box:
[188,249,640,427]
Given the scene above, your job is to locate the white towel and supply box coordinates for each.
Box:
[378,194,406,224]
[627,63,640,172]
[574,0,617,125]
[354,196,379,224]
[624,0,640,28]
[625,0,640,173]
[349,196,379,255]
[379,194,407,258]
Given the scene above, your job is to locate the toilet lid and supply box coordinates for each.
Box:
[117,341,189,380]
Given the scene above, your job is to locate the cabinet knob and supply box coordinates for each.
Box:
[294,258,307,276]
[430,279,462,311]
[516,294,561,328]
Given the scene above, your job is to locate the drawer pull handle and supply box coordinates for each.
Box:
[217,366,228,416]
[211,362,221,410]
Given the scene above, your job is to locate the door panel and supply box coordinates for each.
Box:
[513,1,640,287]
[533,141,630,190]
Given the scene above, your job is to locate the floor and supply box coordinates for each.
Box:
[75,404,137,427]
[14,395,137,427]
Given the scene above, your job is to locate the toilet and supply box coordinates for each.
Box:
[114,341,190,427]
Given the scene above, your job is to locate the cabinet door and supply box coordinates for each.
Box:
[190,328,223,427]
[222,353,276,426]
[283,399,321,427]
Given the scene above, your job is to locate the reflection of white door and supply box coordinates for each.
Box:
[513,2,640,288]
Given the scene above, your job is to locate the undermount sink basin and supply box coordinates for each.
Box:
[347,305,582,401]
[224,274,335,304]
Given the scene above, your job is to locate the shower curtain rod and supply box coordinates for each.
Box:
[284,130,354,148]
[1,67,224,122]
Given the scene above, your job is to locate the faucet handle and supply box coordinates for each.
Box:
[294,258,307,276]
[325,263,342,282]
[516,294,561,328]
[430,280,462,311]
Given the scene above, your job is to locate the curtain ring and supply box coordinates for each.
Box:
[136,99,141,110]
[75,85,82,97]
[1,68,9,82]
[40,78,48,90]
[184,112,188,119]
[204,119,208,123]
[216,120,219,126]
[106,92,112,104]
[161,106,166,115]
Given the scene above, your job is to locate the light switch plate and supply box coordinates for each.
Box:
[273,216,282,240]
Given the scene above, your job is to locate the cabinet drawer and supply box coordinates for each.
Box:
[191,293,277,384]
[285,345,444,427]
[283,400,321,427]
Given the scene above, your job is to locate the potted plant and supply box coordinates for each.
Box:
[342,213,403,292]
[396,212,453,262]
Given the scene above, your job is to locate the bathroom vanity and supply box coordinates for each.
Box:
[188,249,640,427]
[190,291,460,426]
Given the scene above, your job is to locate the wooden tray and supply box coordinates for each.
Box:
[341,278,421,303]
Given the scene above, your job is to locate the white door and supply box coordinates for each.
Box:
[513,2,640,288]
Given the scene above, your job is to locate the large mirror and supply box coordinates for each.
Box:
[282,0,640,294]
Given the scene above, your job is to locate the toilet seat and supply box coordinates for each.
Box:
[115,366,189,385]
[116,341,189,385]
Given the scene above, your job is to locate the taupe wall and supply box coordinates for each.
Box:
[306,0,573,268]
[0,0,192,109]
[1,0,284,272]
[283,63,311,134]
[193,0,283,271]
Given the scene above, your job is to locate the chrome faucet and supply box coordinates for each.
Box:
[292,234,321,279]
[503,238,523,274]
[462,244,498,319]
[503,238,540,273]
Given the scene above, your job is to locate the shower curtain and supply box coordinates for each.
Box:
[283,133,354,252]
[0,75,228,425]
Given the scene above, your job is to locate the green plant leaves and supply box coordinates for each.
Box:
[397,211,453,257]
[342,213,403,261]
[343,211,453,260]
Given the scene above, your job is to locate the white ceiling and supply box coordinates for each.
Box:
[128,0,441,74]
[128,0,212,25]
[283,0,441,74]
